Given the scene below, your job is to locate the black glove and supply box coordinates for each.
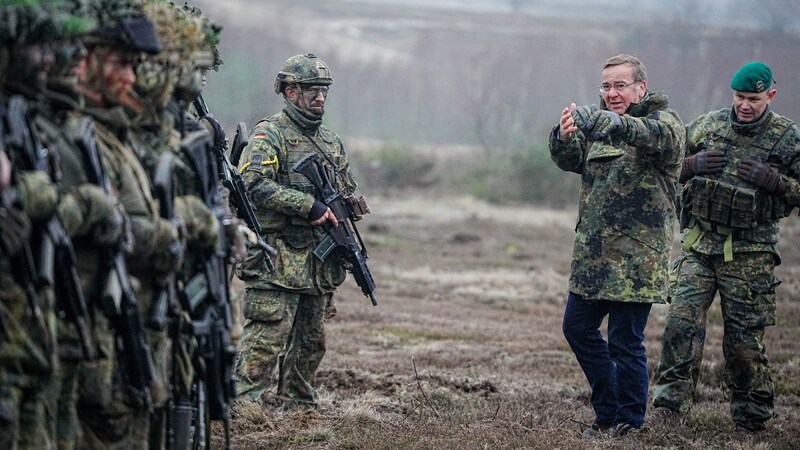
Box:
[200,114,226,151]
[0,202,31,256]
[590,110,624,140]
[683,149,726,176]
[737,159,783,193]
[570,104,598,135]
[93,203,128,249]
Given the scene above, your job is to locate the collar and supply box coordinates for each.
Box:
[283,97,322,133]
[730,104,771,136]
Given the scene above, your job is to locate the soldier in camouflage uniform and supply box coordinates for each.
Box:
[131,2,230,447]
[72,5,178,449]
[0,4,64,449]
[235,53,359,409]
[549,54,685,436]
[651,62,800,433]
[29,3,135,449]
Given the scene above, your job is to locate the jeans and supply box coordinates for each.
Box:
[562,292,652,428]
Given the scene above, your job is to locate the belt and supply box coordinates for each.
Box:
[683,219,734,262]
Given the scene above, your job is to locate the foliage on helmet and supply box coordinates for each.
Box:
[87,0,142,24]
[83,0,161,54]
[183,2,222,71]
[0,1,59,46]
[142,0,202,66]
[50,0,96,38]
[274,53,333,94]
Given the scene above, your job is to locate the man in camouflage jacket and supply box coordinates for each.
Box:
[235,53,359,409]
[73,8,178,449]
[0,4,70,449]
[549,54,684,436]
[652,62,800,433]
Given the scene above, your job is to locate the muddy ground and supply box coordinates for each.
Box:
[220,194,800,450]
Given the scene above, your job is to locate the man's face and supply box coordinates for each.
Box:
[287,83,328,118]
[732,89,775,123]
[85,48,136,106]
[48,38,88,90]
[8,42,54,93]
[135,56,179,107]
[173,65,204,102]
[600,63,646,115]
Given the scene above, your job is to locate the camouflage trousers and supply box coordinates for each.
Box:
[0,373,58,450]
[652,250,778,425]
[0,281,58,450]
[235,288,330,408]
[76,349,149,450]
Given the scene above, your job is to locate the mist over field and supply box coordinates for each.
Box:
[195,0,800,151]
[185,1,800,448]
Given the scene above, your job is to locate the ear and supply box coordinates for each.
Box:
[637,79,647,101]
[284,84,299,101]
[767,88,777,101]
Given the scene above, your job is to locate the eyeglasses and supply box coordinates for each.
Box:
[302,85,329,98]
[599,80,641,93]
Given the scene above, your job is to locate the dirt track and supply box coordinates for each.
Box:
[225,194,800,450]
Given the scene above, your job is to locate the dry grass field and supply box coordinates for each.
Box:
[217,193,800,450]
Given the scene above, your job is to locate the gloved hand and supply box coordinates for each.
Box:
[93,203,129,249]
[589,110,624,140]
[0,202,31,256]
[175,195,219,251]
[570,104,599,134]
[737,159,784,193]
[152,217,185,275]
[223,218,250,264]
[199,114,226,151]
[58,184,126,247]
[683,149,726,176]
[17,170,57,221]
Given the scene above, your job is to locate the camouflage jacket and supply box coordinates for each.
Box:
[682,108,800,259]
[34,92,114,360]
[83,105,179,291]
[237,105,357,294]
[549,91,685,303]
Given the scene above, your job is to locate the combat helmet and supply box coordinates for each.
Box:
[274,53,332,94]
[84,0,161,54]
[0,2,58,47]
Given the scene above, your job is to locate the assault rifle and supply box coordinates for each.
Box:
[4,96,94,359]
[0,310,7,343]
[73,116,153,406]
[193,95,275,271]
[151,152,193,450]
[292,153,377,305]
[181,130,236,450]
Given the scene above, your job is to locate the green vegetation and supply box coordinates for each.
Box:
[353,141,580,208]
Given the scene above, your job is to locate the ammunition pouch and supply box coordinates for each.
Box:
[688,177,757,229]
[755,194,792,223]
[344,194,370,221]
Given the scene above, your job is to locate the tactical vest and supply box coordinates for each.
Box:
[254,112,353,243]
[261,113,350,197]
[684,112,792,231]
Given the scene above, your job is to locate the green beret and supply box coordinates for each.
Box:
[731,62,773,93]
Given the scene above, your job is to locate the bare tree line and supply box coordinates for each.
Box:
[198,0,800,154]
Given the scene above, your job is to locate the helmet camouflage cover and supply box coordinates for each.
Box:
[274,53,332,94]
[183,2,222,71]
[0,1,58,47]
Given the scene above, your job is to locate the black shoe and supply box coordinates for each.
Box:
[610,423,637,437]
[581,423,611,439]
[735,421,766,433]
